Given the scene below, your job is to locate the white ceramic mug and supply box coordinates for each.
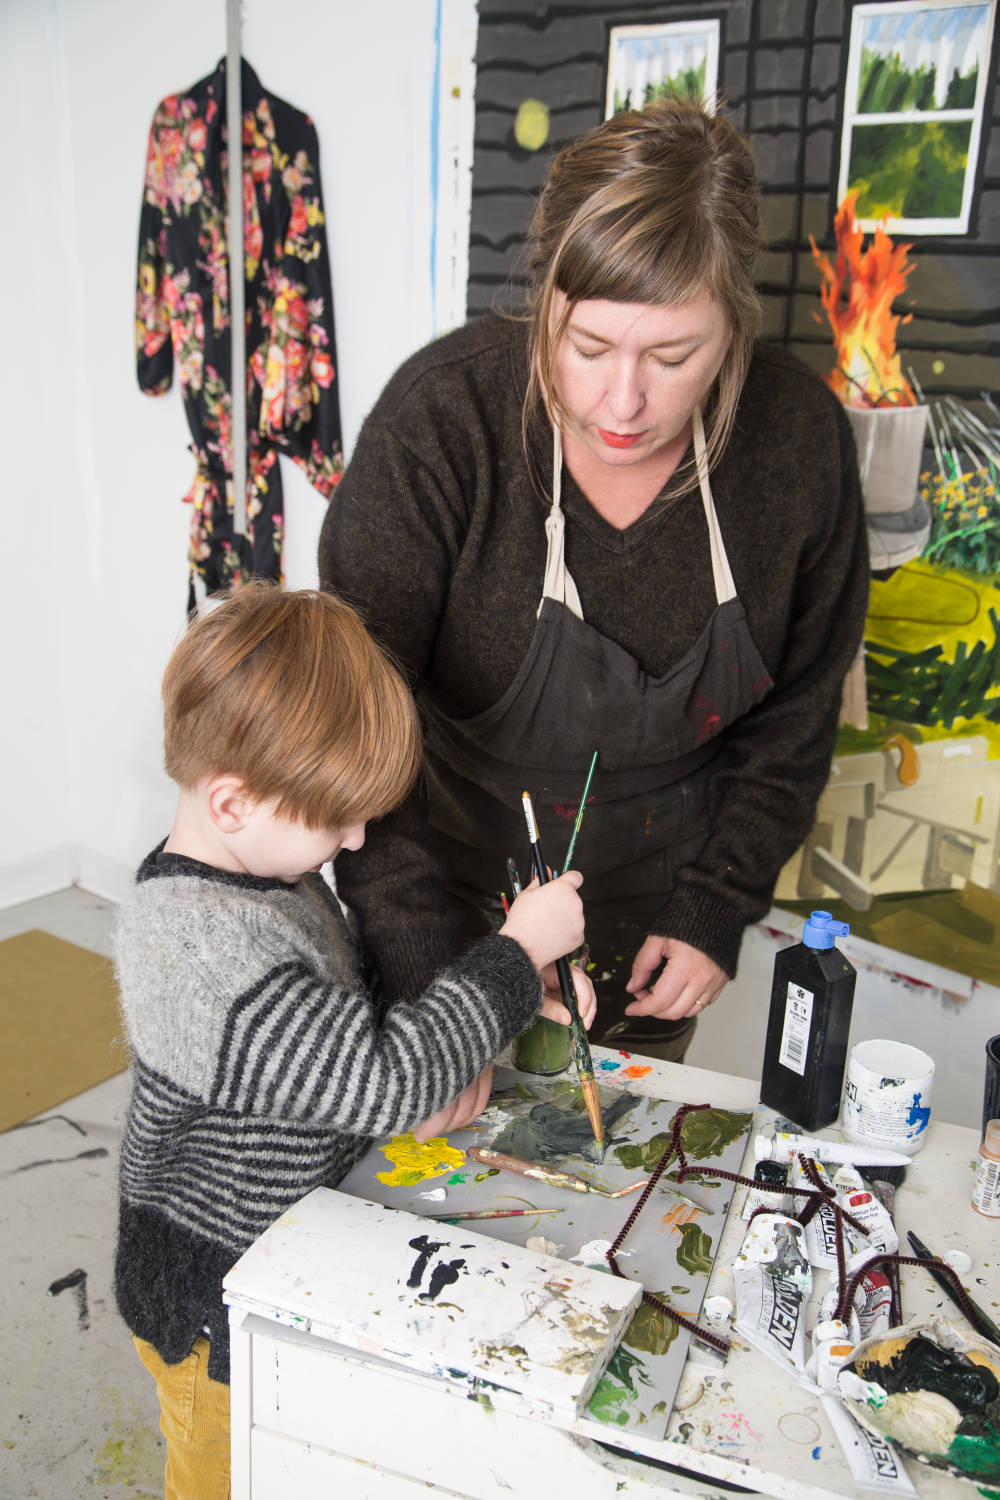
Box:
[841,1038,935,1155]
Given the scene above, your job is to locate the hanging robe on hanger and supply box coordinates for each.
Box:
[135,57,343,608]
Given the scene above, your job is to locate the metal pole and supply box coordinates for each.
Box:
[226,0,247,538]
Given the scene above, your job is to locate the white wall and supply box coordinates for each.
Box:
[1,0,473,905]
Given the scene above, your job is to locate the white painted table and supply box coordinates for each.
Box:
[225,1052,999,1499]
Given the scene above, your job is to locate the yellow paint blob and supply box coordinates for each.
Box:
[376,1133,467,1186]
[932,359,945,374]
[515,98,550,152]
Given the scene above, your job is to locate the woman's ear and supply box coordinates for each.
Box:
[205,774,255,833]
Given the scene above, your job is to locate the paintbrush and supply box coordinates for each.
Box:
[469,1147,644,1198]
[907,1229,1000,1348]
[521,790,605,1162]
[561,750,599,875]
[860,1161,906,1325]
[421,1206,562,1223]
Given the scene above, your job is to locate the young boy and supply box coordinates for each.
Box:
[114,583,595,1500]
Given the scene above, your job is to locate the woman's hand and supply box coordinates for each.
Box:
[539,960,597,1030]
[413,1064,494,1143]
[624,935,727,1021]
[499,870,586,974]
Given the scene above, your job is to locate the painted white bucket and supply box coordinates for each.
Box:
[846,404,929,516]
[841,1037,935,1155]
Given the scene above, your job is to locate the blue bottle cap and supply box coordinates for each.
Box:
[802,909,850,948]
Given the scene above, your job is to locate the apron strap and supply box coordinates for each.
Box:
[541,426,583,619]
[545,411,735,617]
[692,406,737,606]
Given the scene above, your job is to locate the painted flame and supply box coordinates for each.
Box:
[810,191,917,409]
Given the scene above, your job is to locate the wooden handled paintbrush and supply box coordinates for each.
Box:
[521,790,605,1162]
[468,1147,643,1197]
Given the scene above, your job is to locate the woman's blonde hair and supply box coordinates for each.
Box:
[523,97,763,491]
[162,583,421,828]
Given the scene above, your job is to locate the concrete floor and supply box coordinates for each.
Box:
[1,883,992,1499]
[0,890,164,1500]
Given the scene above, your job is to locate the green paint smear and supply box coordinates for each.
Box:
[625,1296,681,1357]
[588,1334,659,1425]
[606,1344,654,1396]
[588,1379,633,1426]
[948,1431,1000,1478]
[675,1222,714,1276]
[614,1109,751,1172]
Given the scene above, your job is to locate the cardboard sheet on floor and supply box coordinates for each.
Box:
[0,930,128,1131]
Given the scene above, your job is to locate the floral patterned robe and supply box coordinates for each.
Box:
[136,57,342,607]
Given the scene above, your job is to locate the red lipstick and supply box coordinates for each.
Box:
[598,428,643,449]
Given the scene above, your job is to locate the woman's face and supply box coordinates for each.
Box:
[550,289,732,476]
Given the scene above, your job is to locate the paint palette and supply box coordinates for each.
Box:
[839,1317,1000,1487]
[223,1187,640,1422]
[337,1068,754,1438]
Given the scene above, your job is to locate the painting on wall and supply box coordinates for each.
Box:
[773,183,1000,981]
[838,0,997,234]
[604,20,721,118]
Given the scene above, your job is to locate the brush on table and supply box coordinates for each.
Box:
[521,789,605,1162]
[860,1161,906,1324]
[907,1229,1000,1347]
[468,1147,643,1198]
[422,1206,562,1223]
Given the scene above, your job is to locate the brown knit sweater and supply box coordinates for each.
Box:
[319,315,868,1000]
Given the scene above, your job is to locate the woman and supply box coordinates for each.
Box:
[318,98,868,1061]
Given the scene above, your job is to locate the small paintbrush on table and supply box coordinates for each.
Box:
[906,1229,1000,1348]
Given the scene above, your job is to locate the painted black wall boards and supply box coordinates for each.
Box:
[468,0,1000,403]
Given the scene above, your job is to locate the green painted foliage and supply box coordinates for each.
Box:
[857,46,977,114]
[865,605,1000,730]
[850,121,970,219]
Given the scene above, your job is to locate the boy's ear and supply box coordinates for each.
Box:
[205,774,256,833]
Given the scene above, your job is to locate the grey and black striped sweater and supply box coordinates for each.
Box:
[113,845,540,1382]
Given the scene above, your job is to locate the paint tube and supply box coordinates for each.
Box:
[789,1154,842,1270]
[740,1158,792,1219]
[834,1167,899,1268]
[819,1283,861,1346]
[756,1131,910,1168]
[732,1214,810,1374]
[821,1393,918,1494]
[856,1270,894,1341]
[805,1318,856,1392]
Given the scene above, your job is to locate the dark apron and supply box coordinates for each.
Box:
[421,408,773,1048]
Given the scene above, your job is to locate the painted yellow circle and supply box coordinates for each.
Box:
[515,98,550,152]
[932,359,945,374]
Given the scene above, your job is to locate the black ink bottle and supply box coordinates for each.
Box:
[760,911,857,1133]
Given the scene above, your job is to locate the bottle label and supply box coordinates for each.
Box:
[972,1154,1000,1216]
[778,982,813,1076]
